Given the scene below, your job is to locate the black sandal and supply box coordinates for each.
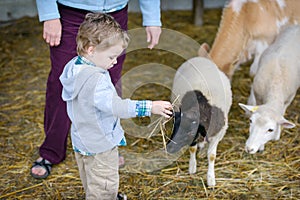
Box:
[117,193,127,200]
[30,158,52,179]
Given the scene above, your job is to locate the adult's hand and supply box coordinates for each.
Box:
[145,26,162,49]
[43,19,62,47]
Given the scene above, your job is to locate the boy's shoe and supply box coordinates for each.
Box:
[117,193,127,200]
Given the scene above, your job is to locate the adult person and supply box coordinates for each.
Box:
[31,0,162,179]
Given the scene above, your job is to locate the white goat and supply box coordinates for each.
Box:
[239,25,300,154]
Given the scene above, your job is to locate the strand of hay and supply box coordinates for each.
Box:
[0,175,82,199]
[0,178,59,199]
[147,95,180,151]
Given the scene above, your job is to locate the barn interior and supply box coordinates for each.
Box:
[0,1,299,199]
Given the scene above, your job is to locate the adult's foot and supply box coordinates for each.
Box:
[30,157,52,179]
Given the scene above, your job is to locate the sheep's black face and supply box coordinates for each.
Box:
[167,110,200,153]
[167,89,225,154]
[167,91,204,154]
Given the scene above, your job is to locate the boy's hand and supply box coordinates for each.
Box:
[152,101,173,118]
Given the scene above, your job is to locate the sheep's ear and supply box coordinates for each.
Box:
[238,103,259,113]
[279,118,295,129]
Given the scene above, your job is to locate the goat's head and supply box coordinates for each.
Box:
[239,103,295,154]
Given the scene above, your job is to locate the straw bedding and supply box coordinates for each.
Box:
[0,9,299,199]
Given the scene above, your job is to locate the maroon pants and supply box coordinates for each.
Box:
[39,4,128,164]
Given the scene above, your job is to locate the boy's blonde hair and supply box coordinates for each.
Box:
[76,13,129,56]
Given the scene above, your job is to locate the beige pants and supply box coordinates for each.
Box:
[75,147,119,200]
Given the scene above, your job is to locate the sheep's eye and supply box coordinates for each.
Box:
[249,119,252,123]
[267,128,274,132]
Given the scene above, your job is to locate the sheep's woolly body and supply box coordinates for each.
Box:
[170,57,232,186]
[253,25,300,106]
[172,57,232,115]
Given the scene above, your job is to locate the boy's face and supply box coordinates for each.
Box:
[91,42,124,70]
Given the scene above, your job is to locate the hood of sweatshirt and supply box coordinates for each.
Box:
[59,57,105,101]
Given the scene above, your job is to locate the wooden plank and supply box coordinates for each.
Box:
[193,0,204,26]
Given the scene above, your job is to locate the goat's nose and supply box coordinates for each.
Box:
[245,146,254,154]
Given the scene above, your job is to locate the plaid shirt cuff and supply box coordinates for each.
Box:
[135,100,152,117]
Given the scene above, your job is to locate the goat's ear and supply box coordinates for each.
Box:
[198,43,211,58]
[279,118,295,129]
[238,103,259,113]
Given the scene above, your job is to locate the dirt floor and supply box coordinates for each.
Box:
[0,9,299,200]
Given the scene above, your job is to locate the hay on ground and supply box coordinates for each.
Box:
[0,9,299,199]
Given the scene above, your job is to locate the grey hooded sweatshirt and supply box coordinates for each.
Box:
[60,57,148,154]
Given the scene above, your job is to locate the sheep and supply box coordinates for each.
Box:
[207,0,300,79]
[166,53,232,187]
[238,25,300,154]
